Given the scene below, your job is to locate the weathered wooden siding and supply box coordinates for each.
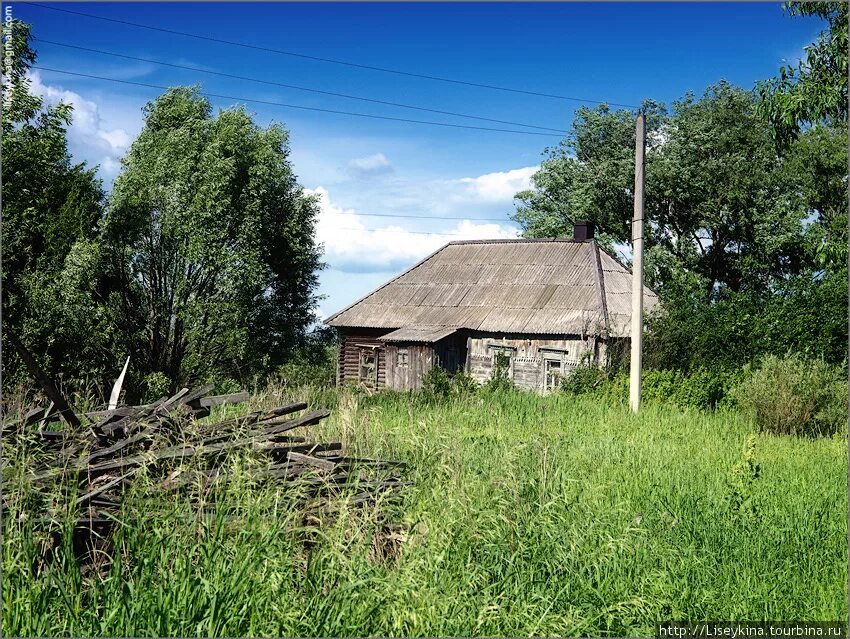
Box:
[384,344,434,390]
[383,332,468,390]
[337,329,388,388]
[467,334,599,391]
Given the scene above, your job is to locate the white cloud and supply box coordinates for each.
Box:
[454,165,538,202]
[27,71,134,182]
[309,186,519,273]
[347,152,394,178]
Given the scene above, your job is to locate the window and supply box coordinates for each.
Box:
[489,345,515,380]
[544,359,563,390]
[358,349,377,386]
[397,348,409,368]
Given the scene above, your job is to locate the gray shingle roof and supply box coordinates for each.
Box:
[325,238,658,338]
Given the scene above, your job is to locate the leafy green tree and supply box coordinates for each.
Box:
[515,83,808,297]
[103,87,322,393]
[1,20,111,391]
[756,2,848,144]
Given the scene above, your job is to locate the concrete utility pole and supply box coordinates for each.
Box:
[629,112,646,413]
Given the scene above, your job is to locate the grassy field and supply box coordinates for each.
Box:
[4,387,847,636]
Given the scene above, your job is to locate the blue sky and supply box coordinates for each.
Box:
[16,1,825,319]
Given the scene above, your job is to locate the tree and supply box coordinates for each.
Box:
[103,87,322,394]
[1,20,111,391]
[515,83,808,298]
[756,2,848,145]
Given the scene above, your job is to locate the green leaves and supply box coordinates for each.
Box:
[104,87,321,394]
[756,2,848,145]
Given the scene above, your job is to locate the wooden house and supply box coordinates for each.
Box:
[325,223,658,392]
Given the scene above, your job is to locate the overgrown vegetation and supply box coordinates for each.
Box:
[732,354,847,437]
[1,21,323,401]
[4,387,846,636]
[513,2,848,376]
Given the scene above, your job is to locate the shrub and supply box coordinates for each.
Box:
[143,371,171,403]
[421,365,451,398]
[484,351,515,393]
[562,365,609,396]
[451,370,479,396]
[277,345,337,388]
[731,354,847,436]
[640,369,681,404]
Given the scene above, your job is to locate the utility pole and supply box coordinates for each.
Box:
[629,112,646,413]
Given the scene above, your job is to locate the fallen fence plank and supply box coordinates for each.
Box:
[5,329,81,428]
[192,391,249,409]
[76,469,138,507]
[287,451,337,472]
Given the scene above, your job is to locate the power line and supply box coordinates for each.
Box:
[21,1,639,109]
[328,226,518,237]
[32,66,564,137]
[347,212,517,222]
[35,38,569,134]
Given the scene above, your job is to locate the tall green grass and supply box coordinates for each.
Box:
[3,388,846,636]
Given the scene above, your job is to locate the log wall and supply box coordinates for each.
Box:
[467,334,601,391]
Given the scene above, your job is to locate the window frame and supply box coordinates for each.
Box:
[358,348,378,386]
[397,347,409,368]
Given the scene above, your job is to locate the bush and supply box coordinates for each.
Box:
[731,354,847,437]
[276,344,337,388]
[483,351,515,393]
[421,366,451,398]
[562,365,609,396]
[451,370,479,396]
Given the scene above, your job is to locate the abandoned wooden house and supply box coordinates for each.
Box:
[325,223,658,392]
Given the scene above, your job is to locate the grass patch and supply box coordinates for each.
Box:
[3,388,846,636]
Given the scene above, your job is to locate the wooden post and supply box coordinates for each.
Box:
[629,112,646,413]
[4,328,81,427]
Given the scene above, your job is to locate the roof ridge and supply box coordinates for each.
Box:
[447,237,582,245]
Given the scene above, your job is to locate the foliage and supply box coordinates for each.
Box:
[515,83,815,298]
[4,388,847,635]
[756,2,848,145]
[731,354,847,437]
[561,364,608,396]
[450,369,479,396]
[645,269,848,372]
[725,435,761,520]
[142,371,171,404]
[1,21,112,390]
[102,87,322,396]
[420,365,452,399]
[276,332,338,389]
[484,351,514,393]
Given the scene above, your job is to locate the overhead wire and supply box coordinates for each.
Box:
[34,38,569,134]
[31,66,565,137]
[20,1,639,109]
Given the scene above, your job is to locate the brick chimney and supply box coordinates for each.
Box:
[573,220,595,242]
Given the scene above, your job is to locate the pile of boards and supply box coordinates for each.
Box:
[2,385,407,565]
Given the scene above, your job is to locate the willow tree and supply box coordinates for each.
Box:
[103,87,322,393]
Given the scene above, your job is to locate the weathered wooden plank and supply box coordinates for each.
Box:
[287,451,337,472]
[83,425,157,464]
[34,409,332,479]
[5,329,81,428]
[76,469,137,506]
[197,402,308,435]
[178,384,216,408]
[154,388,190,415]
[192,391,249,409]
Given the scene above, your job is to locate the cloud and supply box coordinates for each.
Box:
[309,186,519,273]
[453,166,538,202]
[27,71,134,182]
[347,152,394,178]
